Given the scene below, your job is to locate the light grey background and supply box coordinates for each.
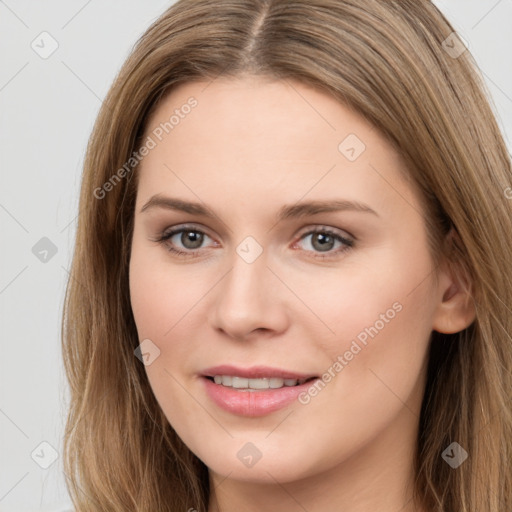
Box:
[0,1,511,510]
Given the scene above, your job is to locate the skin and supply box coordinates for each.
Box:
[129,76,475,512]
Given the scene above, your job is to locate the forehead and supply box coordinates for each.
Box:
[136,77,417,221]
[142,76,389,162]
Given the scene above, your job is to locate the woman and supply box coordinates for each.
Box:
[61,1,512,510]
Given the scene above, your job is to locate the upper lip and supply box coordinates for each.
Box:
[201,365,318,380]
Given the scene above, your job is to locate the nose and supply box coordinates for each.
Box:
[208,248,289,341]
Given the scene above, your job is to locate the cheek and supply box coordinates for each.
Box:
[301,243,436,417]
[129,245,206,419]
[129,241,218,385]
[129,238,204,338]
[281,240,435,353]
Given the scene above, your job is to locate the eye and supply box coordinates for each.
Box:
[152,225,354,260]
[153,225,215,257]
[294,227,354,259]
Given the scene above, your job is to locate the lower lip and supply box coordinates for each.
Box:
[202,377,318,417]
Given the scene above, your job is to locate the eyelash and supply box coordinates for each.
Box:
[152,224,355,260]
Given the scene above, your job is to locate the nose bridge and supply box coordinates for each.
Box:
[210,241,286,338]
[220,245,269,315]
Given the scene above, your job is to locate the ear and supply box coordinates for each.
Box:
[431,229,476,334]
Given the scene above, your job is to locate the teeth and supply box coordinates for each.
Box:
[269,378,284,388]
[211,375,309,389]
[232,376,249,388]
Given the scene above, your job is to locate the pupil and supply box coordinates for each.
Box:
[182,231,203,249]
[313,233,333,252]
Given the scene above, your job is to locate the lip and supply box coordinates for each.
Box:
[200,365,319,417]
[201,364,317,380]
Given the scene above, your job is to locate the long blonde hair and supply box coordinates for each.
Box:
[62,1,512,510]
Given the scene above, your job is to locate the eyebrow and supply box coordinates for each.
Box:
[140,195,379,220]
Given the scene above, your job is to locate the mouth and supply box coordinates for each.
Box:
[200,365,320,416]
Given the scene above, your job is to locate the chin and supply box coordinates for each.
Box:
[181,432,328,484]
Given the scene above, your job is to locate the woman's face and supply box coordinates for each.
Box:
[129,77,449,483]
